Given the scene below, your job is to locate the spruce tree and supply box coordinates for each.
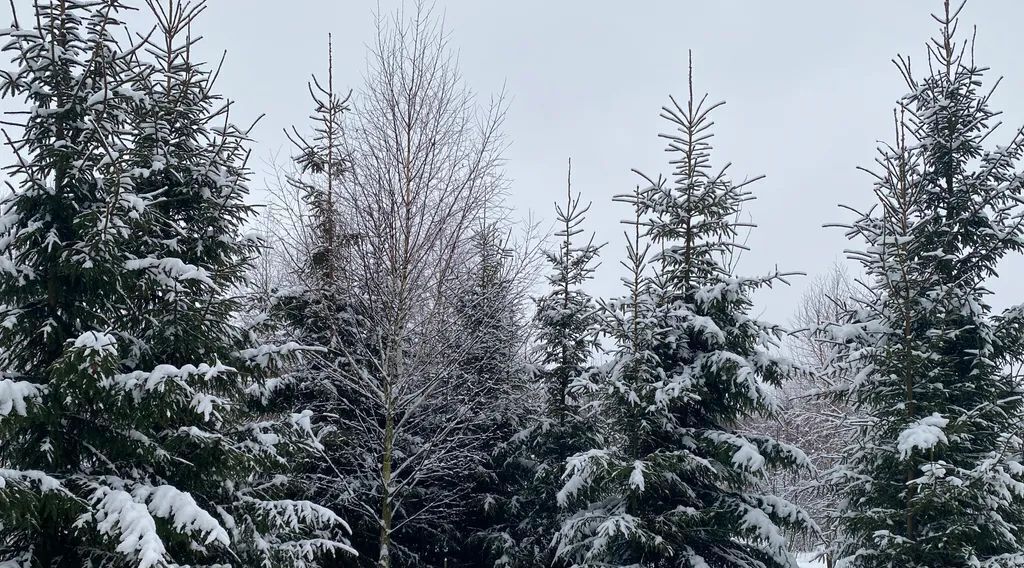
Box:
[0,1,351,565]
[282,34,351,292]
[828,2,1024,566]
[555,59,814,567]
[478,159,605,567]
[125,1,353,563]
[0,2,150,563]
[269,38,369,560]
[434,213,531,566]
[534,161,604,437]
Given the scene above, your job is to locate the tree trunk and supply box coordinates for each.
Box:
[378,363,396,568]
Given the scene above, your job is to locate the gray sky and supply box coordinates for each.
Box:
[4,1,1024,324]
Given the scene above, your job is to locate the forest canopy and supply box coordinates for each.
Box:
[1,1,1024,568]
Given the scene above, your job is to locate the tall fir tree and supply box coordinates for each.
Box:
[268,40,370,567]
[828,2,1024,566]
[477,159,605,567]
[444,217,533,566]
[555,58,814,567]
[0,1,351,565]
[282,34,350,292]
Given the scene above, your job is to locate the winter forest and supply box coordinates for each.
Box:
[3,0,1024,567]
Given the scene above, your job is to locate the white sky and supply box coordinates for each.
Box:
[3,1,1024,324]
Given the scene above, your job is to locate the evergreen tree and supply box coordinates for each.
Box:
[534,161,604,436]
[477,159,605,567]
[828,2,1024,566]
[0,2,151,563]
[0,1,351,565]
[268,40,371,567]
[282,34,351,292]
[555,59,814,567]
[442,218,533,566]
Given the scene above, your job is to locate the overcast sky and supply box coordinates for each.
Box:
[4,1,1024,324]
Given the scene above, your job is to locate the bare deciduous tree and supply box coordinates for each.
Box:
[744,262,858,564]
[325,3,511,566]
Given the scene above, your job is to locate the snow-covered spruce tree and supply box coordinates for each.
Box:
[0,2,151,563]
[280,34,351,293]
[828,2,1024,566]
[0,1,352,566]
[555,60,815,567]
[476,159,605,567]
[265,36,371,540]
[124,2,354,564]
[445,217,535,566]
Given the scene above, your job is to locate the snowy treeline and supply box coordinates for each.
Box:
[2,1,1024,567]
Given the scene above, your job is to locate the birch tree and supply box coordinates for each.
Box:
[321,3,510,565]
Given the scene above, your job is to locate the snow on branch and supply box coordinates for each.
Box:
[239,496,349,533]
[557,449,612,506]
[0,469,68,495]
[73,331,117,356]
[124,257,214,288]
[83,486,168,568]
[245,375,296,405]
[133,485,230,546]
[705,431,767,472]
[82,482,230,568]
[896,413,949,458]
[235,342,324,369]
[0,379,45,417]
[737,503,788,557]
[106,363,235,402]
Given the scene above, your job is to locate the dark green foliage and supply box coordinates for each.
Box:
[829,3,1024,566]
[554,62,815,567]
[476,163,605,567]
[0,2,350,565]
